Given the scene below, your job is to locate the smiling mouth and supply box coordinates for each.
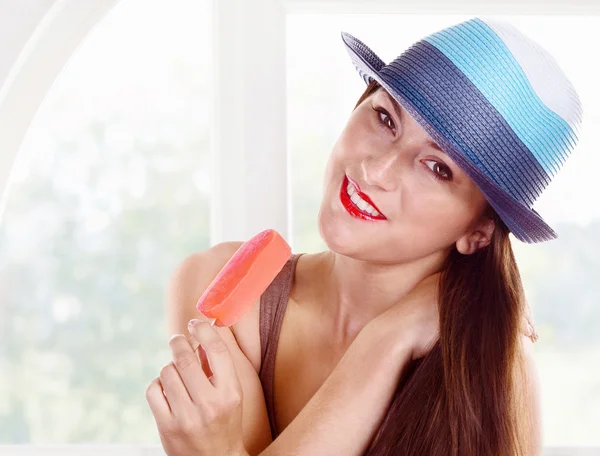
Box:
[339,176,387,221]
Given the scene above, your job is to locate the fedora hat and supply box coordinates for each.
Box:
[341,17,583,243]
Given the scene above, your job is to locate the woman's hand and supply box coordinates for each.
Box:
[146,319,248,456]
[365,271,539,360]
[365,272,441,361]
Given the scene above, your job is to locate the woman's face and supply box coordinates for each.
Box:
[318,86,491,264]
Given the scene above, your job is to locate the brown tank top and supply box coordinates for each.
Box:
[258,253,303,439]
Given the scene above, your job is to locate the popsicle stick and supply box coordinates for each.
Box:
[192,343,202,355]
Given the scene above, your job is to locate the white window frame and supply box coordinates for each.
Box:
[0,0,121,227]
[0,0,598,454]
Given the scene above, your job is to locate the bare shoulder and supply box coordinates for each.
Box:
[168,242,242,295]
[166,241,263,373]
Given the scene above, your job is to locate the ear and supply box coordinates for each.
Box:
[455,216,496,255]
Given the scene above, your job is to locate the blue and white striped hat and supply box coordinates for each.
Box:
[342,17,583,243]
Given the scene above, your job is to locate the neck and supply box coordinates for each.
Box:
[310,250,445,348]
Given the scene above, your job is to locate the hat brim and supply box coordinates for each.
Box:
[341,31,557,244]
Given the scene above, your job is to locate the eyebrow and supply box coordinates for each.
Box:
[382,91,446,155]
[427,139,446,155]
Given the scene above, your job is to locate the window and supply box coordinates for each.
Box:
[0,0,211,443]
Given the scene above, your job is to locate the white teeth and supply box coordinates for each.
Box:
[346,181,381,216]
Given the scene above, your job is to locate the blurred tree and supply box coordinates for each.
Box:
[0,60,211,444]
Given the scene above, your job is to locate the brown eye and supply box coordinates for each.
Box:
[380,112,394,130]
[374,107,396,133]
[424,160,452,182]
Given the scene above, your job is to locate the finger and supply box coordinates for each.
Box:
[146,377,172,420]
[184,314,218,373]
[182,333,214,378]
[159,361,193,413]
[169,334,213,403]
[193,341,214,379]
[188,319,239,390]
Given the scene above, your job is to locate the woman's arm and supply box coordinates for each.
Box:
[167,245,417,456]
[259,322,412,456]
[256,275,440,455]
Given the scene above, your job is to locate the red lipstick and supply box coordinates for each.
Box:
[340,175,387,221]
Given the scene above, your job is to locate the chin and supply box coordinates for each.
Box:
[317,203,368,258]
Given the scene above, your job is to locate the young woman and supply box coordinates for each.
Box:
[146,17,581,456]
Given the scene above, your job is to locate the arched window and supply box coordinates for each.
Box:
[0,0,212,443]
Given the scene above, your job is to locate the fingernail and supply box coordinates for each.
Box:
[188,319,199,329]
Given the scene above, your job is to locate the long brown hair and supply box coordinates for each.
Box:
[355,80,532,455]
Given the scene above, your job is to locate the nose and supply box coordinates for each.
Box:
[360,149,400,192]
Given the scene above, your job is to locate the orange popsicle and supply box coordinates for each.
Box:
[196,229,292,327]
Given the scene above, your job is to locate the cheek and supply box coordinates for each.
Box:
[335,113,375,160]
[323,124,363,186]
[402,191,474,237]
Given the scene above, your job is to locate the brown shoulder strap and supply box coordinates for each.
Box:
[258,253,302,439]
